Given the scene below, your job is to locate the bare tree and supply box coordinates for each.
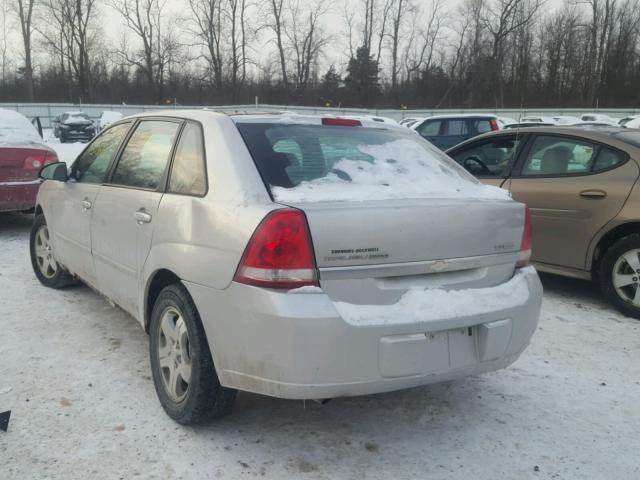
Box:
[402,0,445,83]
[578,0,618,105]
[286,0,330,90]
[111,0,179,102]
[39,0,98,101]
[266,0,288,86]
[13,0,36,100]
[482,0,542,106]
[226,0,250,94]
[188,0,224,89]
[0,0,10,85]
[389,0,407,90]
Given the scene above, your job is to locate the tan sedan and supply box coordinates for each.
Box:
[448,126,640,319]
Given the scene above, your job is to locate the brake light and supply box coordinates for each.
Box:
[490,118,499,131]
[516,207,532,268]
[23,151,57,170]
[234,209,319,289]
[321,117,362,127]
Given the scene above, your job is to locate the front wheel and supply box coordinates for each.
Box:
[29,214,75,288]
[600,234,640,319]
[149,283,237,424]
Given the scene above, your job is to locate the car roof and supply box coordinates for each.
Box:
[448,126,640,154]
[124,110,407,130]
[417,113,498,121]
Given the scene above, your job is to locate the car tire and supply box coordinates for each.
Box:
[600,234,640,319]
[30,214,75,289]
[149,283,237,424]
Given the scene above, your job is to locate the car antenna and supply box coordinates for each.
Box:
[507,100,525,196]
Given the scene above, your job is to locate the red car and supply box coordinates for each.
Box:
[0,109,59,213]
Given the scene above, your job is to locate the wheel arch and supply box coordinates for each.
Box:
[591,222,640,277]
[144,269,182,333]
[34,204,44,217]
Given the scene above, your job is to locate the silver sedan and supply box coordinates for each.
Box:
[32,111,542,424]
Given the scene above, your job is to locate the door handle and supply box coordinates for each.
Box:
[81,198,92,210]
[580,189,607,198]
[134,209,152,225]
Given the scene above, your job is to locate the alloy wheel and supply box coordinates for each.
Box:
[157,307,192,403]
[612,249,640,306]
[34,225,58,279]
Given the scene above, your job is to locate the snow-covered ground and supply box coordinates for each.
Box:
[42,128,86,165]
[0,212,638,480]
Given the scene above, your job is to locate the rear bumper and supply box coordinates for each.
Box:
[185,267,542,399]
[0,180,40,212]
[60,130,94,141]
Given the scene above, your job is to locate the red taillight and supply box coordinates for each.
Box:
[234,209,319,289]
[516,207,532,268]
[321,117,362,127]
[22,151,58,170]
[490,118,499,131]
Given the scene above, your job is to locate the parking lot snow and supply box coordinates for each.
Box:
[43,129,86,165]
[1,213,639,480]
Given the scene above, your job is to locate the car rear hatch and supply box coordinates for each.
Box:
[235,118,525,308]
[291,197,523,306]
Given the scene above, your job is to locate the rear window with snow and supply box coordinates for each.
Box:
[236,123,508,203]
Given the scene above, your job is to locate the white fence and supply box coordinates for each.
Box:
[2,102,640,127]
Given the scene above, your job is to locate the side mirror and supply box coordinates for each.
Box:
[39,162,68,182]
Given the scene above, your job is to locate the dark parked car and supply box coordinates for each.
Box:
[411,114,500,150]
[0,108,59,212]
[52,111,96,143]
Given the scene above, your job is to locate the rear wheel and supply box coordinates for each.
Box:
[30,215,75,288]
[149,283,236,424]
[600,234,640,319]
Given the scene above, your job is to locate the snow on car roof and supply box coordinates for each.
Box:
[231,113,404,129]
[416,113,498,120]
[0,108,42,145]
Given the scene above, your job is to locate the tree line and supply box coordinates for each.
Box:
[0,0,639,109]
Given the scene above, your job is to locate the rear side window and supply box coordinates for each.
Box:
[592,147,627,172]
[472,119,493,134]
[111,120,180,190]
[235,123,507,203]
[168,123,207,196]
[416,120,442,137]
[521,136,597,176]
[71,122,131,183]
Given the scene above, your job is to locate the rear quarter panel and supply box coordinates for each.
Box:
[586,153,640,270]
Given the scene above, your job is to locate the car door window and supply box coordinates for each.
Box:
[168,123,207,196]
[521,136,597,176]
[450,136,521,177]
[446,120,468,136]
[592,147,627,172]
[416,120,442,137]
[111,120,180,190]
[70,122,131,183]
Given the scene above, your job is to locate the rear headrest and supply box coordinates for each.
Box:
[541,146,571,174]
